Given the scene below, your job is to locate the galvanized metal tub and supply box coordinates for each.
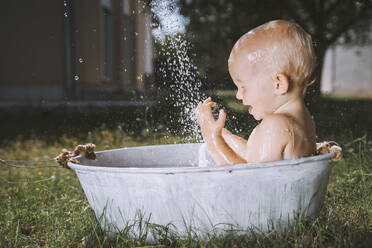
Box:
[68,143,335,237]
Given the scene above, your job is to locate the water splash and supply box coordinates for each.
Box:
[151,0,205,141]
[150,0,189,41]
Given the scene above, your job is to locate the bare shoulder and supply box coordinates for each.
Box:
[257,114,293,132]
[246,114,292,162]
[252,114,293,148]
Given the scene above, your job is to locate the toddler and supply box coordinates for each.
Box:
[196,20,317,165]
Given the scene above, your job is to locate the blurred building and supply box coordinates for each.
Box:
[0,0,153,105]
[321,43,372,98]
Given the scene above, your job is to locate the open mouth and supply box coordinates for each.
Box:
[248,105,253,113]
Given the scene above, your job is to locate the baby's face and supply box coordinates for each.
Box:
[228,44,276,121]
[229,61,274,120]
[228,25,294,120]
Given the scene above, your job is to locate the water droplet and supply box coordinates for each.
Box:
[64,13,68,18]
[78,58,84,63]
[149,0,205,140]
[74,75,79,81]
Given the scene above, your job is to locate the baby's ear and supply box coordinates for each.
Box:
[273,73,289,95]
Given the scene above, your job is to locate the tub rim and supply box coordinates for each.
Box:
[68,143,335,174]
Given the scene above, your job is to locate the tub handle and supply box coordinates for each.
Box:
[316,141,342,162]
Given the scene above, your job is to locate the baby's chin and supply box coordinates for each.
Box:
[252,114,263,121]
[249,106,264,120]
[248,107,259,120]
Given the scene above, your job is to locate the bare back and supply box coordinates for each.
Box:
[244,103,316,162]
[283,107,316,159]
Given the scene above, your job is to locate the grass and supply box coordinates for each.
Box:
[0,97,372,247]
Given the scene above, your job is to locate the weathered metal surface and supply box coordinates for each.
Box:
[69,143,334,237]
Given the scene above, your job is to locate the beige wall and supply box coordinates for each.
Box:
[0,0,64,85]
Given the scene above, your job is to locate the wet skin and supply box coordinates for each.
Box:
[196,20,316,165]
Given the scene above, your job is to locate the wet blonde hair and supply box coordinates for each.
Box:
[235,20,316,87]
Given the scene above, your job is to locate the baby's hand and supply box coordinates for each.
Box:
[195,97,226,136]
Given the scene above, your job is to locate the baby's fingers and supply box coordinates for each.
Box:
[203,97,212,104]
[195,101,202,114]
[205,102,216,108]
[217,109,226,127]
[196,101,203,109]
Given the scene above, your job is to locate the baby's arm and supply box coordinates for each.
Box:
[196,100,290,164]
[196,98,245,165]
[222,129,248,160]
[223,115,290,163]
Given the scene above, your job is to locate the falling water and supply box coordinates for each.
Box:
[150,0,206,140]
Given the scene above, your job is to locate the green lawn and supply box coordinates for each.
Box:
[0,96,372,247]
